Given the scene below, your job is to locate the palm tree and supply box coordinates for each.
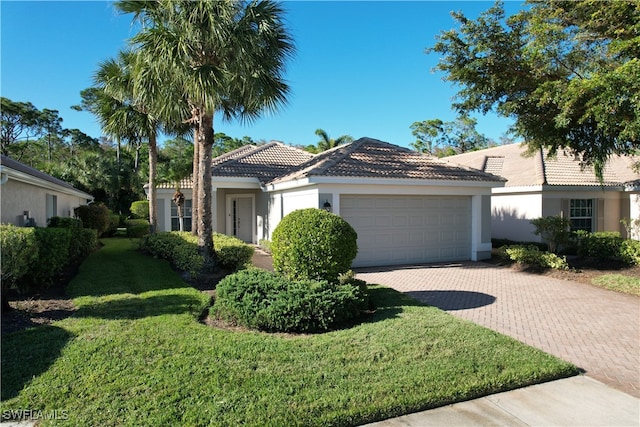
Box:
[117,0,294,269]
[94,50,191,232]
[314,128,354,152]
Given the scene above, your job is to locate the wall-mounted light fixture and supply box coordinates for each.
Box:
[323,200,332,212]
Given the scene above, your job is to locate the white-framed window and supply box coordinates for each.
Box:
[171,199,192,232]
[46,194,57,220]
[570,199,593,232]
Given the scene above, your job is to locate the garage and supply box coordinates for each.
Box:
[340,195,471,267]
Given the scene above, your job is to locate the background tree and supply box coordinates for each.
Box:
[1,97,44,158]
[212,133,254,157]
[410,119,445,155]
[117,0,294,269]
[429,0,640,177]
[410,114,491,156]
[307,128,354,153]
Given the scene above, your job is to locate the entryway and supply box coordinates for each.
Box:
[227,195,254,243]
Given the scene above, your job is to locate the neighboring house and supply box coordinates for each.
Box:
[446,143,640,242]
[0,155,94,227]
[154,137,504,268]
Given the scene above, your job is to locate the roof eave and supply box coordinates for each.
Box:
[2,166,94,200]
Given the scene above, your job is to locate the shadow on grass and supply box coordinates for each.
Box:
[406,290,496,311]
[362,286,426,323]
[73,293,209,320]
[1,325,73,400]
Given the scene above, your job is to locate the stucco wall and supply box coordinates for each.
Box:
[491,192,543,242]
[1,179,87,227]
[542,190,623,234]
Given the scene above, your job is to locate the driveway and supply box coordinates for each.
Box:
[356,261,640,398]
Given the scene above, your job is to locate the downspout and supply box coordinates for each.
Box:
[0,166,8,184]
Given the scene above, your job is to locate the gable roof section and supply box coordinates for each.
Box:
[211,141,314,184]
[446,143,639,187]
[0,154,93,199]
[270,137,505,185]
[155,141,314,189]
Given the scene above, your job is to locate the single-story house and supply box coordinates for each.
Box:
[446,143,640,242]
[0,154,94,227]
[154,137,505,267]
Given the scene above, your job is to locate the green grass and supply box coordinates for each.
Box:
[1,238,578,426]
[592,274,640,296]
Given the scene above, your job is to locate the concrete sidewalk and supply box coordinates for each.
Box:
[363,376,640,427]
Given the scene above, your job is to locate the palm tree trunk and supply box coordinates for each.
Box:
[197,111,215,270]
[148,129,158,233]
[191,129,200,236]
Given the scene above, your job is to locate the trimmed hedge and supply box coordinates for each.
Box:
[272,208,358,283]
[140,232,254,277]
[75,203,111,236]
[212,269,370,333]
[48,217,98,261]
[576,231,640,265]
[130,200,149,220]
[125,219,151,238]
[0,224,97,293]
[1,225,39,292]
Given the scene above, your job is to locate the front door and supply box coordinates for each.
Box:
[231,196,253,243]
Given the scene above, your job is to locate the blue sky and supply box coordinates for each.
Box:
[1,1,523,149]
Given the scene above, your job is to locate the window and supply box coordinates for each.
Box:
[171,199,192,232]
[46,194,57,220]
[570,199,593,232]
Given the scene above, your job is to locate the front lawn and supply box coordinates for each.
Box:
[592,274,640,296]
[1,238,577,426]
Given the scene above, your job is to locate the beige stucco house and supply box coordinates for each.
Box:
[0,155,94,227]
[446,143,640,242]
[154,137,505,268]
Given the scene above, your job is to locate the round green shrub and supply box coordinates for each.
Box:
[272,208,358,283]
[130,200,150,220]
[212,269,369,333]
[75,203,111,236]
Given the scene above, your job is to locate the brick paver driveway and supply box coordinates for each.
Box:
[357,262,640,398]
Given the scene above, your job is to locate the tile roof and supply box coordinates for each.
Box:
[270,137,505,184]
[1,154,93,197]
[445,143,639,187]
[211,141,314,183]
[156,141,314,189]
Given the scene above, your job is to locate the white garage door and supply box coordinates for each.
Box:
[340,195,471,268]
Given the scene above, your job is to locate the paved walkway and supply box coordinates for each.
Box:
[356,261,640,398]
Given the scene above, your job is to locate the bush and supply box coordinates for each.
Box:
[272,208,358,283]
[75,203,111,236]
[576,231,640,266]
[576,231,623,259]
[530,215,571,253]
[212,269,369,333]
[0,225,39,293]
[130,200,149,220]
[258,239,272,254]
[620,239,640,265]
[48,217,98,261]
[48,216,83,229]
[125,219,150,238]
[105,214,121,237]
[215,233,255,270]
[74,228,99,260]
[30,228,72,285]
[498,245,568,270]
[140,231,254,277]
